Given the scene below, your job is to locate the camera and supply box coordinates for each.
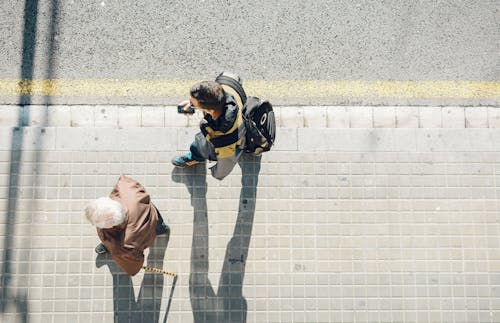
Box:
[177,104,195,114]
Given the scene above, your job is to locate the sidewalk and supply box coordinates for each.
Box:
[1,105,499,323]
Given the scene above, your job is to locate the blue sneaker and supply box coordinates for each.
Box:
[171,154,204,168]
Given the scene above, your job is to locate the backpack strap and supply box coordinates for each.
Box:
[215,75,247,105]
[206,73,247,148]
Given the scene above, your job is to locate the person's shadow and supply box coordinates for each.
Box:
[96,232,171,323]
[172,153,262,323]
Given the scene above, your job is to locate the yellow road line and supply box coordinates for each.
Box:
[0,79,498,99]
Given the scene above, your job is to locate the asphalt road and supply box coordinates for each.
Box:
[0,0,498,105]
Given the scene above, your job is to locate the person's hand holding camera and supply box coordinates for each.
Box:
[177,100,195,115]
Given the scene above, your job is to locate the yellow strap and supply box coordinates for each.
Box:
[142,266,177,278]
[221,84,243,110]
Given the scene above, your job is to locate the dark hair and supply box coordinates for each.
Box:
[190,81,225,110]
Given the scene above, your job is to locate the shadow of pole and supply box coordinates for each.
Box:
[96,233,171,323]
[0,0,40,318]
[172,153,262,323]
[1,1,59,321]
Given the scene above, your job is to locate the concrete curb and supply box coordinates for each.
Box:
[1,105,499,128]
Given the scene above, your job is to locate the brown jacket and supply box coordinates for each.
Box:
[97,175,158,276]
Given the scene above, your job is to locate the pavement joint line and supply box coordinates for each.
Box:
[0,79,498,99]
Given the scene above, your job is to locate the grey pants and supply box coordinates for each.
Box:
[192,132,243,180]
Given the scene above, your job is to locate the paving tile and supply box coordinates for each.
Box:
[1,105,499,323]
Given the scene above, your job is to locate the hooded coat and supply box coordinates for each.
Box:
[97,175,158,276]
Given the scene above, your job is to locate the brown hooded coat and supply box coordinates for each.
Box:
[97,175,158,276]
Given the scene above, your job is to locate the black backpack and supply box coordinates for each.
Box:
[215,72,276,155]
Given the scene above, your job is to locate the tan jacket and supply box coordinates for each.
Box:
[97,175,158,276]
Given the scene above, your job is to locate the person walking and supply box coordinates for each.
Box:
[172,74,246,180]
[85,175,169,276]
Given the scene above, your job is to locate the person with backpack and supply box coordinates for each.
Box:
[172,72,275,180]
[172,74,246,180]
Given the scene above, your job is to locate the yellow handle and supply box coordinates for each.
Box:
[142,266,177,278]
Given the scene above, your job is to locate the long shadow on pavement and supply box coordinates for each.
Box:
[1,0,42,320]
[172,153,262,323]
[1,1,60,321]
[96,233,172,323]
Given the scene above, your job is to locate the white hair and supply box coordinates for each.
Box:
[85,197,127,229]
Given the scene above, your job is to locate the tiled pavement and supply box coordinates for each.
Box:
[0,105,499,323]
